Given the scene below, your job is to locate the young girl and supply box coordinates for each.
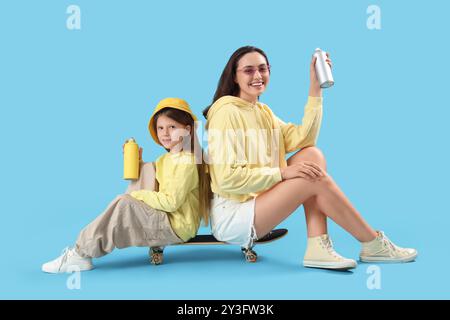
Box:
[203,46,417,270]
[42,98,210,273]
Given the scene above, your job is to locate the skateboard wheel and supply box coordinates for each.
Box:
[242,248,258,263]
[149,247,164,265]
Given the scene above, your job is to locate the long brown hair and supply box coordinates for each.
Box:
[152,107,211,226]
[202,46,270,119]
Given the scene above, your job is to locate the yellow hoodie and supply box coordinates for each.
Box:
[130,150,200,242]
[206,95,323,202]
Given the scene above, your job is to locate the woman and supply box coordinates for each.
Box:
[203,46,417,270]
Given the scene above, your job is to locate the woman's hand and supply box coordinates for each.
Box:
[122,144,143,162]
[309,52,333,97]
[280,161,326,181]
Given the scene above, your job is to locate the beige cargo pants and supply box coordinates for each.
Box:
[75,162,183,258]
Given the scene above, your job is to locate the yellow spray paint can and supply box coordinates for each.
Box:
[123,138,139,180]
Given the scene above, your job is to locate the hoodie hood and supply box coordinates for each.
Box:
[206,95,257,121]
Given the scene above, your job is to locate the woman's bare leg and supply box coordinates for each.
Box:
[254,146,377,242]
[302,195,328,237]
[287,147,328,237]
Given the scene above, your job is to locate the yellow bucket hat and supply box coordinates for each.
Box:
[148,97,198,145]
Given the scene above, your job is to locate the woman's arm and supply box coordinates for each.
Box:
[275,96,323,153]
[277,53,333,152]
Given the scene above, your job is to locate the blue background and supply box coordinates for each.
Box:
[1,0,449,299]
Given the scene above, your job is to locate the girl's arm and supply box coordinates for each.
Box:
[130,158,198,212]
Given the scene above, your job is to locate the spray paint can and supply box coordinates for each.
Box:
[123,138,139,180]
[313,48,334,88]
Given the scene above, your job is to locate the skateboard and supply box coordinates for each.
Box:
[149,228,288,265]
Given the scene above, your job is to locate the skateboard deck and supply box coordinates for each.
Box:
[176,228,288,246]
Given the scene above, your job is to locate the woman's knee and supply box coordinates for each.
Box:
[303,146,326,168]
[288,146,327,170]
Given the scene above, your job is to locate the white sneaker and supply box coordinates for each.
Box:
[42,247,94,274]
[303,234,357,270]
[360,231,418,263]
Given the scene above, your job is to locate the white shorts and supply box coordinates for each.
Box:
[210,193,258,249]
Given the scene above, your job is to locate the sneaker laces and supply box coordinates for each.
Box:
[378,232,404,256]
[380,232,405,256]
[321,237,344,260]
[58,247,74,272]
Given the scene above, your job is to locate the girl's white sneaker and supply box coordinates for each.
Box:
[42,247,94,274]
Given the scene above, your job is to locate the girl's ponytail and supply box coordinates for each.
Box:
[197,159,211,226]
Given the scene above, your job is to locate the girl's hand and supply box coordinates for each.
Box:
[122,144,143,162]
[280,161,326,181]
[309,52,333,97]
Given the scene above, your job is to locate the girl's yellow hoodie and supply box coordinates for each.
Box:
[130,150,200,241]
[206,95,323,203]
